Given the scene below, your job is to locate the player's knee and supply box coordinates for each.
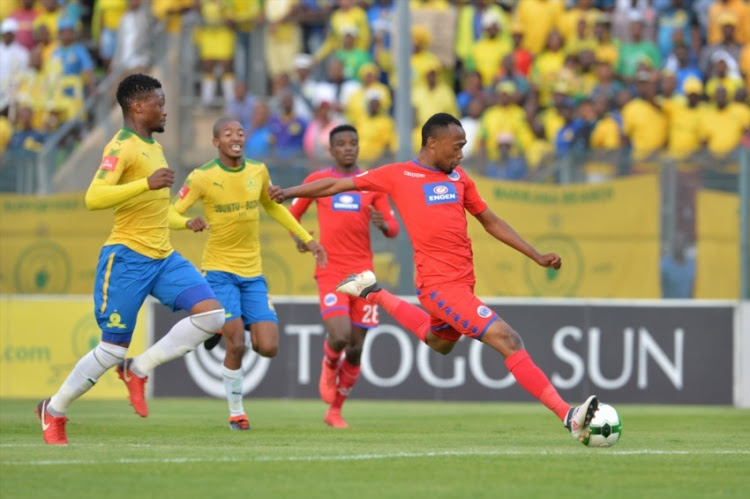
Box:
[254,342,278,358]
[427,337,456,355]
[190,308,225,334]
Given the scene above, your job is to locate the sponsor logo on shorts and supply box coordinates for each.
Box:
[178,185,190,199]
[324,293,338,306]
[332,193,361,211]
[100,156,118,171]
[476,305,492,318]
[404,170,426,178]
[423,183,459,205]
[447,171,460,181]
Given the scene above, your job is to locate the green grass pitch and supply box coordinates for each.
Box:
[1,399,749,498]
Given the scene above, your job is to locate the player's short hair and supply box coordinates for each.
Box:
[116,73,162,112]
[421,113,463,146]
[213,117,242,138]
[329,124,357,145]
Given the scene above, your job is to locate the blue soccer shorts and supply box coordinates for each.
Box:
[204,271,278,327]
[93,244,215,342]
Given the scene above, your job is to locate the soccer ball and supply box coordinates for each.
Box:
[583,403,622,448]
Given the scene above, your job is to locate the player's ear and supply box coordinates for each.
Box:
[212,136,220,149]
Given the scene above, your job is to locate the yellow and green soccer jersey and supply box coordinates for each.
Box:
[85,128,173,259]
[171,158,312,278]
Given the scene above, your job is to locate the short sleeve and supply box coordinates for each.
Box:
[352,163,396,193]
[461,170,487,216]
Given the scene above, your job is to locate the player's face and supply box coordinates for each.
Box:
[329,131,358,168]
[136,88,167,133]
[213,121,246,160]
[433,124,466,173]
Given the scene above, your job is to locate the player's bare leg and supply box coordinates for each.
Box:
[325,326,367,429]
[248,321,279,358]
[320,316,352,404]
[339,271,598,442]
[222,317,250,430]
[481,319,598,442]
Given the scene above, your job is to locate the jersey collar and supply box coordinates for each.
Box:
[412,158,443,173]
[328,166,361,177]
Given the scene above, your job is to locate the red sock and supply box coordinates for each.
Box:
[323,339,342,367]
[369,290,430,342]
[331,359,360,409]
[505,350,571,421]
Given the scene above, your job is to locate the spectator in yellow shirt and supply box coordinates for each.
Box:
[667,77,706,162]
[345,63,391,125]
[700,85,750,159]
[410,25,442,88]
[531,30,566,107]
[705,55,744,100]
[465,10,512,88]
[194,0,236,107]
[559,0,599,42]
[355,90,397,164]
[479,81,533,161]
[514,0,564,55]
[264,0,302,79]
[587,93,622,182]
[92,0,127,70]
[455,0,510,64]
[622,71,667,166]
[708,0,750,45]
[412,62,458,126]
[314,0,370,63]
[151,0,194,35]
[32,0,63,41]
[592,13,619,68]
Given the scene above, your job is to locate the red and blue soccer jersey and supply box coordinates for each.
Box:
[289,166,399,279]
[353,160,488,289]
[289,166,399,327]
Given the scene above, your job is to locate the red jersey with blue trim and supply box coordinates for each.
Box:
[352,160,488,287]
[289,166,399,278]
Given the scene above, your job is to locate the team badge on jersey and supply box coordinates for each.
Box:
[476,305,492,318]
[324,293,338,306]
[447,171,461,181]
[178,185,190,199]
[332,193,361,211]
[423,183,459,205]
[100,156,118,171]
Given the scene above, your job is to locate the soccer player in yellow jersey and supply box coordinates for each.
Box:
[170,118,326,430]
[35,74,226,446]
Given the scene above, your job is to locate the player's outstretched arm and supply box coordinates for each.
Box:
[475,208,562,269]
[268,177,357,203]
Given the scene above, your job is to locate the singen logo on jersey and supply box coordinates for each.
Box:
[332,193,361,211]
[423,183,458,205]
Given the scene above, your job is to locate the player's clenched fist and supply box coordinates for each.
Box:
[268,185,285,203]
[536,253,562,270]
[147,168,175,190]
[186,216,210,232]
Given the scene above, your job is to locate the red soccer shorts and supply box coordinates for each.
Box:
[316,273,380,328]
[417,281,498,341]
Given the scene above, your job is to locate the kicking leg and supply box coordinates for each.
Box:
[481,318,598,442]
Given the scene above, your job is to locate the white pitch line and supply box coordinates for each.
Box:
[2,449,749,466]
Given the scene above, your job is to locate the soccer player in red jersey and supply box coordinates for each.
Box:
[288,124,400,428]
[269,113,600,443]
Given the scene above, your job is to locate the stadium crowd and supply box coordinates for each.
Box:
[0,0,749,185]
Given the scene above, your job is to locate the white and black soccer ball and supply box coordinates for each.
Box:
[583,403,622,448]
